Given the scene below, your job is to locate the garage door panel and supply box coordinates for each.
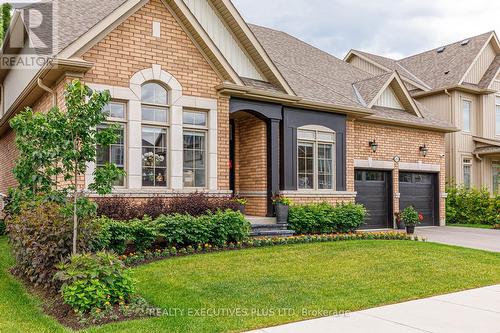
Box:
[399,172,437,227]
[355,170,391,229]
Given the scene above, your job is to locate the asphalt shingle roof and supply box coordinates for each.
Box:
[249,24,455,130]
[352,32,496,90]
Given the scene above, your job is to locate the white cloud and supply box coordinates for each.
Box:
[233,0,500,59]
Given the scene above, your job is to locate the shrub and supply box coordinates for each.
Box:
[6,201,96,288]
[333,203,369,233]
[96,193,240,220]
[0,219,5,236]
[95,210,251,253]
[55,251,135,313]
[289,202,366,234]
[400,206,420,226]
[446,185,499,225]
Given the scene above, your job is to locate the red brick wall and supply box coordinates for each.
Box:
[234,115,267,216]
[351,120,446,224]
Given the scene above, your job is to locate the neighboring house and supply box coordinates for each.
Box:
[0,0,456,228]
[345,31,500,194]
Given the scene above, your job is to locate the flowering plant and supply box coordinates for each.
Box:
[142,152,164,167]
[401,206,422,227]
[271,194,292,206]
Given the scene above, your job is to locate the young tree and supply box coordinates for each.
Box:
[10,79,125,254]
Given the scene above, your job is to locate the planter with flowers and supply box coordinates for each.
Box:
[232,197,248,215]
[400,206,423,234]
[394,212,405,230]
[272,195,292,224]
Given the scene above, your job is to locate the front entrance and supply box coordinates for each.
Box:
[355,170,392,229]
[399,172,438,226]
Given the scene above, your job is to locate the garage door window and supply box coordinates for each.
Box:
[298,129,335,190]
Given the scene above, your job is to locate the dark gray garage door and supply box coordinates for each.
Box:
[355,170,392,229]
[399,172,437,227]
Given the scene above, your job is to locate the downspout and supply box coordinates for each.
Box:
[37,78,56,106]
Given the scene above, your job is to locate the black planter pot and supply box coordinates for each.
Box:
[406,225,415,234]
[396,221,406,230]
[237,204,246,215]
[275,203,289,224]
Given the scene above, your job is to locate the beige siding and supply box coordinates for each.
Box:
[375,87,404,109]
[182,0,264,80]
[481,94,498,139]
[348,55,386,75]
[415,94,451,122]
[464,42,496,84]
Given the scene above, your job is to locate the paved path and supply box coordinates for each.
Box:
[415,226,500,252]
[247,285,500,333]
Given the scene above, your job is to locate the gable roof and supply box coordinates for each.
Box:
[249,24,454,131]
[0,0,457,133]
[399,31,495,89]
[478,55,500,89]
[346,31,499,91]
[346,50,431,90]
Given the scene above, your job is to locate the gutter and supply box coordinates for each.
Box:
[412,85,495,98]
[37,78,56,106]
[0,58,93,134]
[217,82,374,118]
[361,115,459,133]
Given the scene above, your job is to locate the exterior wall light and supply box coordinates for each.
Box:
[369,139,378,153]
[420,144,429,157]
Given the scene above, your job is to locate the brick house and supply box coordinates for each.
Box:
[0,0,456,228]
[345,31,500,194]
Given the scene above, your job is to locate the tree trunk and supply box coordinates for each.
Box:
[72,189,77,255]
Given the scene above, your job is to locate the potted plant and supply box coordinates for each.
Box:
[233,196,248,215]
[400,206,423,234]
[272,194,292,224]
[394,212,405,230]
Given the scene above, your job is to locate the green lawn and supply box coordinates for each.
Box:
[448,223,497,229]
[1,237,500,333]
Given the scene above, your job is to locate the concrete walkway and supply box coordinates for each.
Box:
[415,226,500,252]
[247,285,500,333]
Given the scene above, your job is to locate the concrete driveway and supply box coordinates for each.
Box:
[415,226,500,252]
[247,285,500,333]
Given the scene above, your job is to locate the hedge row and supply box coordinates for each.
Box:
[95,193,240,220]
[120,232,422,266]
[94,210,251,254]
[288,202,367,234]
[446,186,500,225]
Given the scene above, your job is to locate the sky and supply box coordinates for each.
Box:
[232,0,500,60]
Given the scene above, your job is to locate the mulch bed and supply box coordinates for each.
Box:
[11,269,151,330]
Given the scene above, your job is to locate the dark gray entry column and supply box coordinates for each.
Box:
[267,118,280,216]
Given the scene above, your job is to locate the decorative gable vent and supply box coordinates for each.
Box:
[461,39,470,46]
[437,47,445,53]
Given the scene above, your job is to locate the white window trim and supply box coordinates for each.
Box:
[462,157,472,189]
[461,98,472,133]
[297,127,336,191]
[85,65,219,192]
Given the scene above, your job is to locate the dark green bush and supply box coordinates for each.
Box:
[446,185,499,225]
[289,202,367,234]
[95,210,251,254]
[54,251,135,313]
[0,219,5,236]
[6,201,96,288]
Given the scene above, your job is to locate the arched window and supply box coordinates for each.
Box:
[297,126,336,190]
[141,82,169,187]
